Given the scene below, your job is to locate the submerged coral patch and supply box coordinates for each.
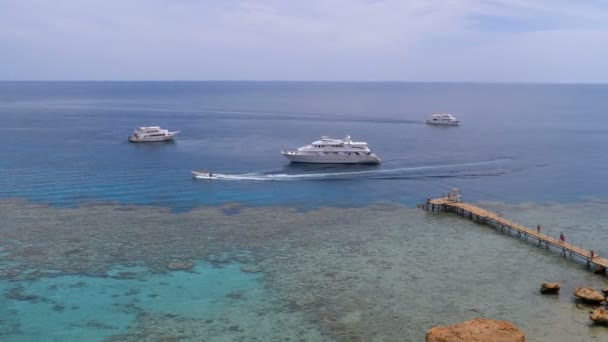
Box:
[1,261,323,341]
[3,199,608,341]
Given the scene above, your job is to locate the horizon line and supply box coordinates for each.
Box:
[0,80,607,85]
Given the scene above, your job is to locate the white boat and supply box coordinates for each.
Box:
[191,170,216,179]
[426,113,460,126]
[281,136,381,164]
[128,126,180,142]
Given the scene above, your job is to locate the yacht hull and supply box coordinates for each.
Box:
[281,135,381,164]
[425,113,460,126]
[128,135,175,142]
[282,152,380,164]
[426,121,459,126]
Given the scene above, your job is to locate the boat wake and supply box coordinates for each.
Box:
[193,159,513,182]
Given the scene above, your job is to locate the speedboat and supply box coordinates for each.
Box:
[191,170,216,179]
[426,113,460,126]
[281,135,381,164]
[128,126,180,142]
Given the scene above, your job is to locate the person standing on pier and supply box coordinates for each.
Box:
[537,224,541,234]
[559,232,565,243]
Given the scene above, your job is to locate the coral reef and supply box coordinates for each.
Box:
[4,199,608,341]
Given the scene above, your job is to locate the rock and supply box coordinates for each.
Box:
[590,308,608,325]
[166,260,194,271]
[602,288,608,296]
[573,287,605,303]
[540,282,560,294]
[426,318,525,342]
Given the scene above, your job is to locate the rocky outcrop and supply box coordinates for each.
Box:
[540,282,560,294]
[573,287,605,303]
[590,308,608,325]
[426,318,525,342]
[166,260,194,271]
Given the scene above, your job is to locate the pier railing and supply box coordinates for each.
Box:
[421,196,607,275]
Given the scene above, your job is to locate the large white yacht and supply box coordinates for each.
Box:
[281,136,381,164]
[128,126,180,142]
[426,113,460,126]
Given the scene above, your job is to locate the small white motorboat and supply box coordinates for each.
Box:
[191,170,216,179]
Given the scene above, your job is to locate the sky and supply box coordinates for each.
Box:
[0,0,607,82]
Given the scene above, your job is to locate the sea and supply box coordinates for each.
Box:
[1,81,608,341]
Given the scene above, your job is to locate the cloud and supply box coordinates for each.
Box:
[0,0,607,81]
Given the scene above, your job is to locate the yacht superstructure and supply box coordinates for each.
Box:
[128,126,180,142]
[426,113,460,126]
[281,136,381,164]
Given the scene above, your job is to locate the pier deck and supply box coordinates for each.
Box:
[423,196,608,274]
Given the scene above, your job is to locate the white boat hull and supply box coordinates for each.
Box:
[129,134,175,142]
[281,151,380,164]
[426,121,460,126]
[191,171,216,179]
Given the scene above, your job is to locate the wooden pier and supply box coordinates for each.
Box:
[421,190,607,275]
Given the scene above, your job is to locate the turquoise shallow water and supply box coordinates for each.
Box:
[4,263,235,340]
[1,261,323,341]
[2,82,608,340]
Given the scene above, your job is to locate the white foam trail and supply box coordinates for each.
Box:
[196,173,269,181]
[194,159,510,182]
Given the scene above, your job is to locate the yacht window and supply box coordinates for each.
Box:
[355,152,359,155]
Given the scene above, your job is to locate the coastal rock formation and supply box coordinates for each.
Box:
[573,287,604,303]
[602,288,608,296]
[540,282,560,294]
[426,318,525,342]
[166,260,194,271]
[590,308,608,325]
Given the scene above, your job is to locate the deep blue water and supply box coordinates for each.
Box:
[2,81,608,210]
